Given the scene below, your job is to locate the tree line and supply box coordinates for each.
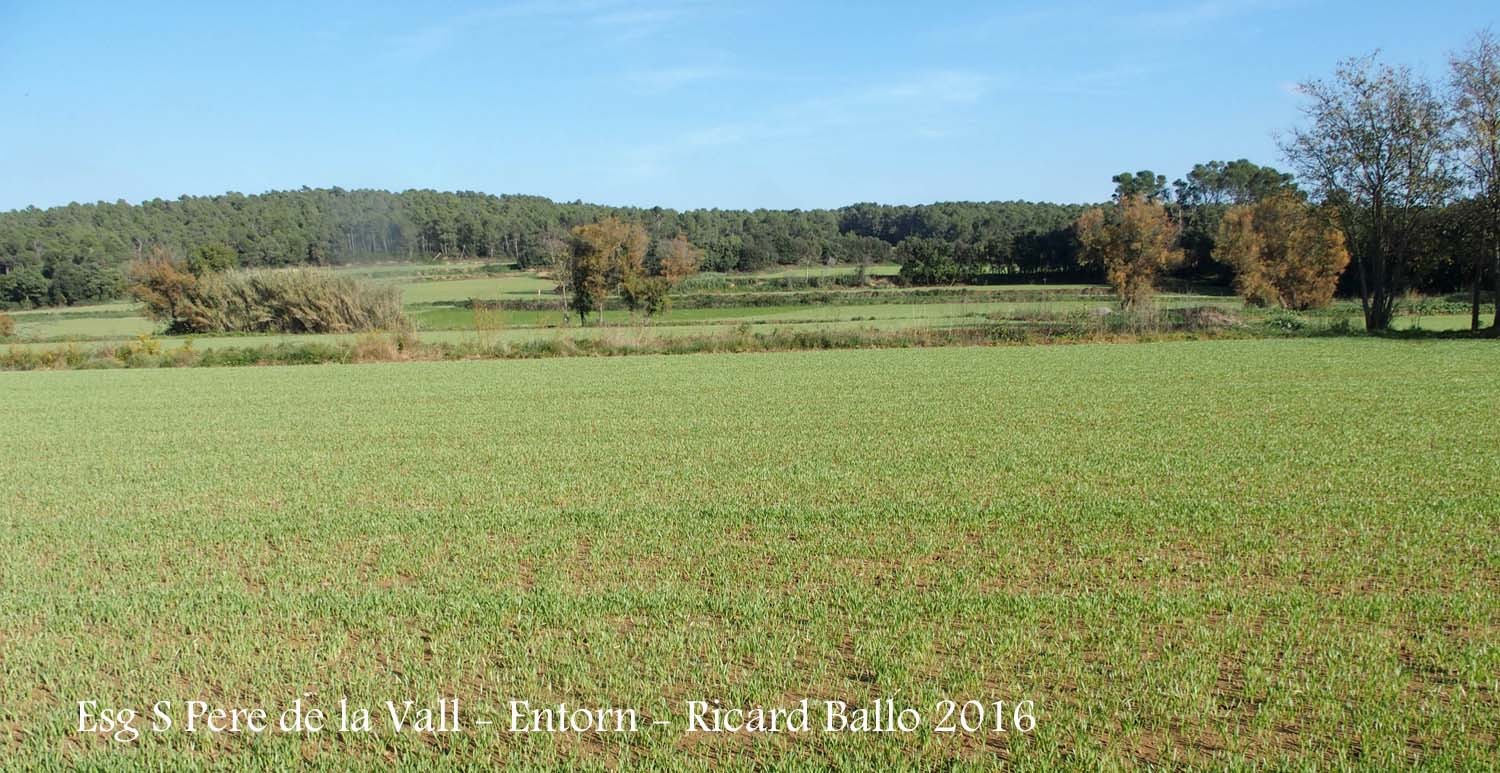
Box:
[1076,30,1500,332]
[0,189,1086,309]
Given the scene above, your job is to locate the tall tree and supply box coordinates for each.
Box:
[1216,192,1350,309]
[1173,160,1299,274]
[568,218,648,324]
[1281,53,1455,331]
[540,229,575,324]
[1450,29,1500,331]
[1173,160,1297,207]
[1111,171,1169,203]
[1075,195,1184,309]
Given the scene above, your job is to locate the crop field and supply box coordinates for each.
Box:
[332,261,511,279]
[398,275,558,304]
[2,264,1257,357]
[2,339,1496,768]
[3,296,1263,359]
[737,263,903,279]
[404,298,1190,332]
[6,313,157,341]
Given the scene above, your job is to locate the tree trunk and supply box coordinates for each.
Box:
[1353,219,1373,330]
[1474,224,1487,332]
[1493,239,1500,331]
[1365,202,1392,332]
[1472,266,1483,332]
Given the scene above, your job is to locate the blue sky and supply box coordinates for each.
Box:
[1,1,1494,211]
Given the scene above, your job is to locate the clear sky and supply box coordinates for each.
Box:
[1,1,1494,211]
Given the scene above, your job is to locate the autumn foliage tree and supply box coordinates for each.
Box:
[1075,195,1184,309]
[625,233,703,317]
[658,234,703,284]
[559,222,703,322]
[127,247,199,332]
[1215,193,1350,309]
[567,217,648,324]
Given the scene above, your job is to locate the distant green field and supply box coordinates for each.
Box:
[10,313,157,340]
[3,315,987,355]
[749,263,902,278]
[399,275,558,304]
[1392,313,1480,332]
[7,301,139,316]
[2,340,1495,767]
[407,298,1126,331]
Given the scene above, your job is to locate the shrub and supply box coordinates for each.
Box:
[1216,193,1349,309]
[127,251,199,331]
[1176,306,1242,330]
[1264,308,1307,331]
[353,332,415,362]
[132,263,409,334]
[0,312,13,338]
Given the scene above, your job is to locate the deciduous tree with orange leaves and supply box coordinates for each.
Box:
[621,233,704,318]
[658,233,703,284]
[1215,193,1350,309]
[1075,195,1183,310]
[127,246,199,333]
[568,217,649,324]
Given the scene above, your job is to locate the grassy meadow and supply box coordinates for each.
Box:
[1,261,1346,362]
[5,260,1484,360]
[2,339,1496,768]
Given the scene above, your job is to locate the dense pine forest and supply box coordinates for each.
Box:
[0,189,1086,307]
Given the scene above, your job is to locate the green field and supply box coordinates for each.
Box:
[0,295,1259,359]
[1392,313,1481,332]
[332,261,512,279]
[398,274,558,304]
[0,263,1471,355]
[406,298,1161,332]
[2,339,1495,768]
[0,270,1246,355]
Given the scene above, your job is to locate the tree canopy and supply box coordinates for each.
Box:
[1216,193,1350,309]
[1075,195,1184,309]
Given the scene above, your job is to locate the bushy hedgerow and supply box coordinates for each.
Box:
[132,262,409,335]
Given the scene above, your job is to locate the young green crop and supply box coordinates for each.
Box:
[1,340,1496,768]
